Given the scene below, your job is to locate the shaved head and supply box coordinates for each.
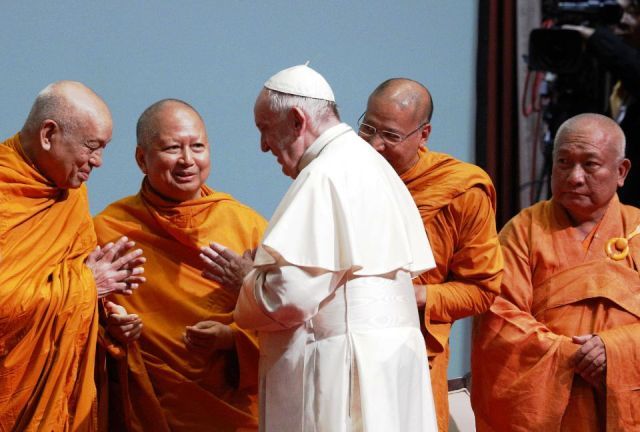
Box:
[368,78,433,123]
[134,98,210,202]
[22,80,111,136]
[554,113,626,160]
[19,80,112,189]
[136,99,203,149]
[361,78,433,174]
[551,112,630,225]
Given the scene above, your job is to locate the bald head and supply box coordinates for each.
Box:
[136,99,203,149]
[361,78,433,174]
[18,81,112,189]
[551,113,630,225]
[368,78,433,123]
[134,98,210,202]
[22,80,111,137]
[554,113,626,160]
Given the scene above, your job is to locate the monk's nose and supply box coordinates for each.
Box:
[89,150,103,168]
[180,148,194,165]
[566,165,586,185]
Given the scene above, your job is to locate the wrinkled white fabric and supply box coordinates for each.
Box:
[254,123,434,276]
[235,123,437,431]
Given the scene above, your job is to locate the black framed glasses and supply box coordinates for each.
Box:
[357,112,428,147]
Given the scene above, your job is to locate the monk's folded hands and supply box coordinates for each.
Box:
[86,235,147,298]
[183,320,235,355]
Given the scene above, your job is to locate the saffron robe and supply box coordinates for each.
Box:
[93,180,266,432]
[472,196,640,431]
[401,148,503,431]
[0,133,99,431]
[235,124,438,431]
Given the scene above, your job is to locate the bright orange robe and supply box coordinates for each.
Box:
[472,196,640,431]
[93,179,267,432]
[0,133,99,431]
[401,148,503,431]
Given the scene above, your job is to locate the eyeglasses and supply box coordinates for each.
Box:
[357,112,428,147]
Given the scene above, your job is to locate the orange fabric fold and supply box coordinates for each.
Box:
[472,197,640,431]
[94,179,267,432]
[401,148,503,431]
[0,133,99,431]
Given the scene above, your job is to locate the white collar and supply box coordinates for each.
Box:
[298,123,351,172]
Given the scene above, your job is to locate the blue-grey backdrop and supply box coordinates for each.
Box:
[1,1,478,379]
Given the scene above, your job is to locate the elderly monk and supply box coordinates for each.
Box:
[202,65,438,431]
[93,99,267,432]
[472,113,638,431]
[0,81,145,431]
[358,78,503,431]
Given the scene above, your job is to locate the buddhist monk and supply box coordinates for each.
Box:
[0,81,145,431]
[94,99,267,432]
[358,78,503,431]
[472,113,638,431]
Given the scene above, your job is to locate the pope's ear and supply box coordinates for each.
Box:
[39,119,59,152]
[135,146,147,174]
[290,107,305,134]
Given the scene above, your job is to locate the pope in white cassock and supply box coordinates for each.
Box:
[201,64,438,431]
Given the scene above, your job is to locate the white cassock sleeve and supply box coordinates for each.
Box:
[234,265,347,332]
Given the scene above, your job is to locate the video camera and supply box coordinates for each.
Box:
[529,0,623,73]
[544,0,622,25]
[523,1,624,202]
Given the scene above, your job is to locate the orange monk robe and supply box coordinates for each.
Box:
[93,180,267,432]
[0,134,99,431]
[472,196,640,431]
[401,147,503,431]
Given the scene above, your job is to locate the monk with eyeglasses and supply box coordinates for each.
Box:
[359,78,503,432]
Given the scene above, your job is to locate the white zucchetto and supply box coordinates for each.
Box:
[264,64,335,102]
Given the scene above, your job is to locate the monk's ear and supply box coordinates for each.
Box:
[39,119,59,152]
[617,157,631,188]
[420,123,432,146]
[135,146,148,175]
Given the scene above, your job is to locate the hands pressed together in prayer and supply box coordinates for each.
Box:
[184,320,235,355]
[199,242,254,293]
[105,301,143,344]
[86,236,146,298]
[572,334,607,392]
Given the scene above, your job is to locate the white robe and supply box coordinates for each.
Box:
[235,123,438,431]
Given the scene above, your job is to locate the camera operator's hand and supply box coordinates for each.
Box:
[562,24,595,39]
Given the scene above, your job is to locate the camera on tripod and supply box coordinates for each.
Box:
[529,0,623,73]
[522,1,625,202]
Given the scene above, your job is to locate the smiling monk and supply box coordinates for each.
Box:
[93,99,266,432]
[0,81,144,431]
[472,113,640,431]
